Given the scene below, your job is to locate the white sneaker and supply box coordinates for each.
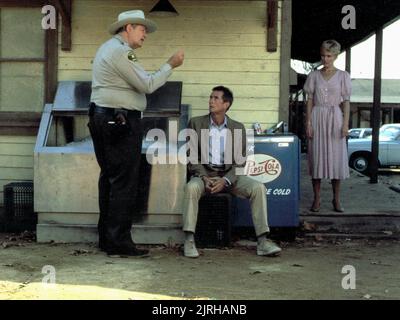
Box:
[257,239,282,256]
[184,240,199,258]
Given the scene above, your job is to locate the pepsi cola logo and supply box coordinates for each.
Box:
[244,154,282,183]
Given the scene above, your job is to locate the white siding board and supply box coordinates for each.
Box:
[59,0,282,129]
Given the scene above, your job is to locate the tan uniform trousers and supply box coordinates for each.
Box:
[182,176,270,237]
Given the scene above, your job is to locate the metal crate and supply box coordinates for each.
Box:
[3,182,36,232]
[195,193,232,248]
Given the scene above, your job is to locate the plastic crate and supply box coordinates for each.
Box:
[3,182,36,232]
[195,193,232,248]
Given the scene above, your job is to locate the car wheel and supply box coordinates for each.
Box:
[351,154,370,174]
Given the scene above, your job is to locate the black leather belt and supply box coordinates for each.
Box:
[92,105,142,118]
[210,164,225,170]
[210,163,225,167]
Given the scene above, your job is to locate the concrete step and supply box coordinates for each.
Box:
[37,223,184,245]
[304,232,399,240]
[36,212,400,244]
[38,213,182,225]
[300,213,400,236]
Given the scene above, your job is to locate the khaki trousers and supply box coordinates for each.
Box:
[182,176,270,237]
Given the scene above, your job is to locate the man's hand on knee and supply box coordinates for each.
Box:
[202,176,213,193]
[209,177,226,194]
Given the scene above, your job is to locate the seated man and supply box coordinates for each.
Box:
[182,85,282,258]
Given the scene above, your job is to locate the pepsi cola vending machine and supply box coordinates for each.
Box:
[233,134,300,229]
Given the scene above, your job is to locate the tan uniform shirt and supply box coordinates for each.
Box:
[90,34,172,111]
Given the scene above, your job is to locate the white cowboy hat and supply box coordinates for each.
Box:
[108,10,157,35]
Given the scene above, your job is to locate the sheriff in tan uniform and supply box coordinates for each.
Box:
[88,10,184,257]
[91,33,173,112]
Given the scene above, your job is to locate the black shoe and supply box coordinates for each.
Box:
[98,233,108,251]
[310,201,320,212]
[332,199,344,213]
[106,247,150,257]
[99,242,108,251]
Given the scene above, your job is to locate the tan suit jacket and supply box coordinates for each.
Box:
[187,114,247,185]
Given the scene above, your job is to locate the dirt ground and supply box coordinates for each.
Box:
[379,169,400,189]
[0,232,399,300]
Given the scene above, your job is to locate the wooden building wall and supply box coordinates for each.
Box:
[59,0,282,128]
[0,6,46,206]
[0,0,283,206]
[0,136,35,205]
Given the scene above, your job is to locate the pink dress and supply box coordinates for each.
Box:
[304,69,351,180]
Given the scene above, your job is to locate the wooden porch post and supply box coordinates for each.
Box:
[279,0,292,124]
[266,0,278,52]
[345,48,352,127]
[52,0,72,51]
[370,27,383,183]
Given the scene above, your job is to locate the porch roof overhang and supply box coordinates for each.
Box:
[291,0,400,63]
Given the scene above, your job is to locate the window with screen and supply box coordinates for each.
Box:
[0,7,45,112]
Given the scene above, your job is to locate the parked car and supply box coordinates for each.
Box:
[348,124,400,174]
[348,128,372,139]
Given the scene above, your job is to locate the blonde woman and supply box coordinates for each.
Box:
[304,40,351,212]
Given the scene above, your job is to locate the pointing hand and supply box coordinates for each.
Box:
[168,49,184,69]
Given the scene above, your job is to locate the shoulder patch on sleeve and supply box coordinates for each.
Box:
[127,51,138,62]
